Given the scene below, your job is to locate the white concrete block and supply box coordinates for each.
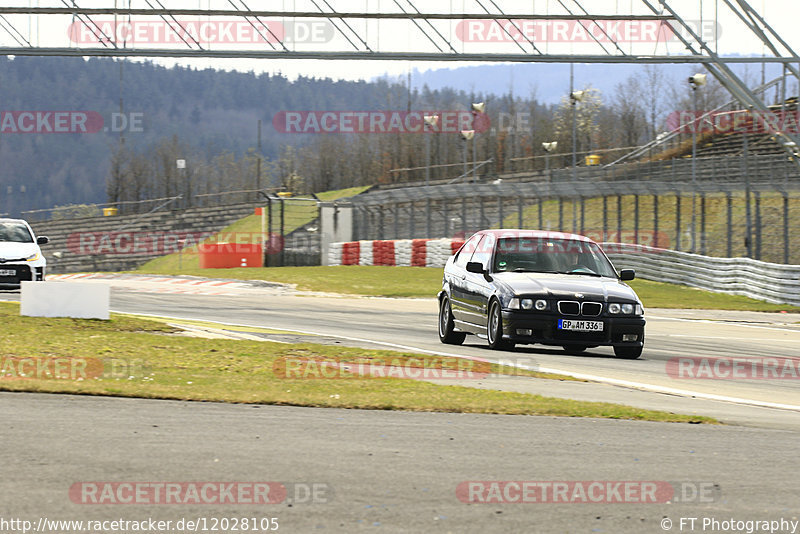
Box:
[21,281,110,320]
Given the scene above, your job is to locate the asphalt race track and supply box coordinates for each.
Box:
[1,277,800,533]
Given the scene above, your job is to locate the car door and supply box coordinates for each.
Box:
[448,233,483,324]
[461,233,495,329]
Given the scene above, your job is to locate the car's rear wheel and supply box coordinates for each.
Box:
[487,300,514,351]
[562,345,587,354]
[439,296,466,345]
[614,345,643,359]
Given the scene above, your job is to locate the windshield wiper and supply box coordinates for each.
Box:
[557,271,603,277]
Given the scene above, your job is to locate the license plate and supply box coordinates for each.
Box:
[558,319,604,332]
[0,269,15,277]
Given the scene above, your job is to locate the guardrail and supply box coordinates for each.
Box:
[328,238,800,307]
[603,243,800,307]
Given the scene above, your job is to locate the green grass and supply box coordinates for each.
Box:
[139,185,370,273]
[0,302,713,423]
[137,264,800,312]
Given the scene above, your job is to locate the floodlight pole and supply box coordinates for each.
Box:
[571,64,577,182]
[472,134,477,181]
[690,82,699,253]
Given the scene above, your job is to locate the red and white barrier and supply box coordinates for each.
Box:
[328,239,465,267]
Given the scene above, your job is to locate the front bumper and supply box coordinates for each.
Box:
[0,264,45,288]
[502,309,645,347]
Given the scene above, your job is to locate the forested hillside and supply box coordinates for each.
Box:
[0,56,735,217]
[0,56,426,215]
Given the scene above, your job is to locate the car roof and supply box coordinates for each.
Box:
[474,229,596,243]
[0,218,30,226]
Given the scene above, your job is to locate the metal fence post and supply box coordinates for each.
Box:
[393,202,399,239]
[479,196,485,228]
[558,197,564,232]
[580,195,585,235]
[617,195,623,242]
[602,196,608,240]
[538,199,543,229]
[517,197,524,228]
[634,194,639,244]
[675,193,682,251]
[409,201,415,239]
[653,194,659,248]
[378,206,385,241]
[426,198,432,238]
[783,191,790,264]
[266,196,273,267]
[462,197,467,235]
[754,191,762,260]
[726,192,733,258]
[700,193,706,255]
[279,198,285,267]
[443,201,450,238]
[498,197,504,229]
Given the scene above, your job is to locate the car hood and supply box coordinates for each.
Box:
[0,242,39,262]
[494,272,639,302]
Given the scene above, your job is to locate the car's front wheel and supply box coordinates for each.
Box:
[439,296,466,345]
[613,345,643,359]
[487,300,514,351]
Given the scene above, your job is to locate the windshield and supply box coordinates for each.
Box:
[0,222,34,243]
[493,237,618,278]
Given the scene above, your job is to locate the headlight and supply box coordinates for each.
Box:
[621,303,634,314]
[521,298,533,310]
[508,298,520,310]
[535,299,548,311]
[25,252,39,261]
[608,303,621,314]
[636,304,644,316]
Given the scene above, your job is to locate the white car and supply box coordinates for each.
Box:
[0,218,49,289]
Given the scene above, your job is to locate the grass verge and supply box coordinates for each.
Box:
[136,264,799,312]
[0,302,713,423]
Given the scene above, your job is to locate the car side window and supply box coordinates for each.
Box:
[469,234,495,270]
[454,234,483,269]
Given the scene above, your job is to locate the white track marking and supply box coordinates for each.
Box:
[114,311,800,413]
[648,314,800,333]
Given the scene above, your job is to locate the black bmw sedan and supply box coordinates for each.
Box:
[438,230,645,359]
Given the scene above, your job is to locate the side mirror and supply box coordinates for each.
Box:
[466,261,485,274]
[37,236,49,245]
[619,269,635,281]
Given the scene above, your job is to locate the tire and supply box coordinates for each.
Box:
[562,345,588,354]
[439,296,466,345]
[614,345,643,359]
[487,300,514,351]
